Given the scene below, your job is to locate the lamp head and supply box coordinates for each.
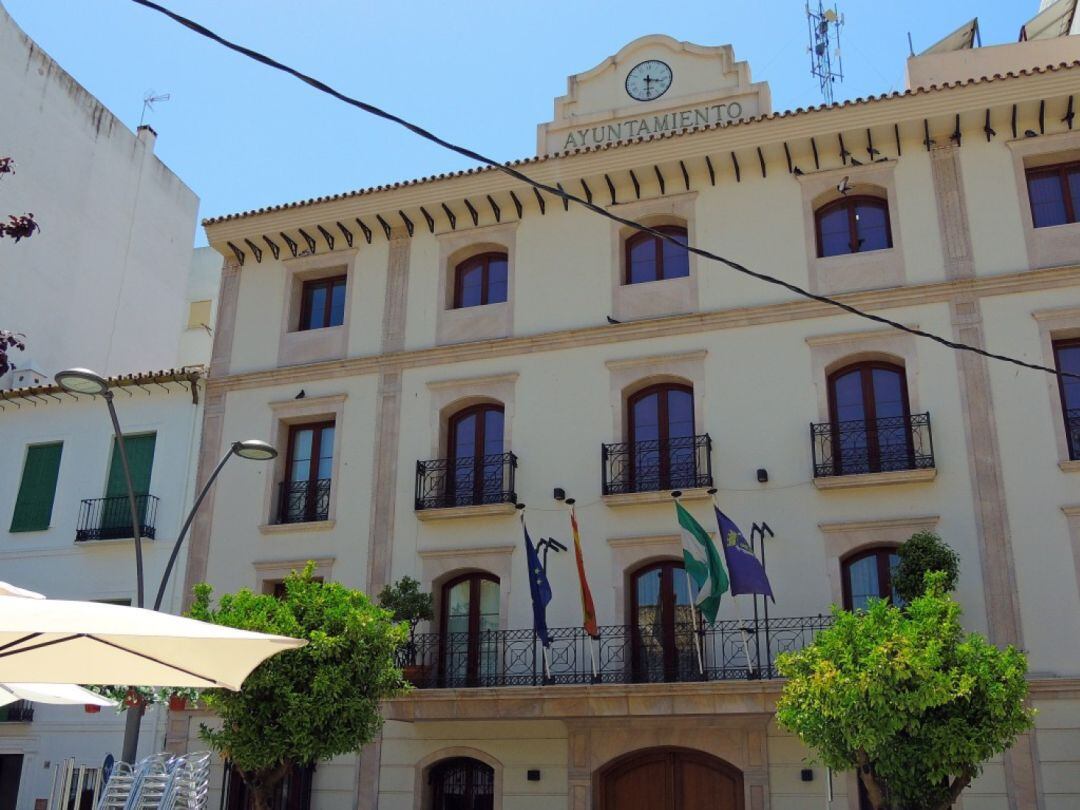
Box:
[54,368,110,396]
[232,439,277,461]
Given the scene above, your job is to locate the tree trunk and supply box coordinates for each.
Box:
[243,761,291,810]
[930,771,973,810]
[855,751,889,810]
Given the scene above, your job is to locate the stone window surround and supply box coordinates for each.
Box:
[1058,506,1080,608]
[605,350,707,442]
[253,556,335,592]
[797,161,906,296]
[607,534,694,623]
[435,222,517,346]
[277,250,357,367]
[425,372,518,459]
[608,191,699,322]
[1007,130,1080,271]
[418,545,515,634]
[818,515,939,605]
[1032,306,1080,469]
[259,393,347,530]
[411,747,504,810]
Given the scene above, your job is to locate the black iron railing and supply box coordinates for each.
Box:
[75,494,159,542]
[602,434,713,495]
[275,479,331,524]
[1066,408,1080,461]
[396,615,832,689]
[811,413,934,478]
[415,452,517,510]
[0,700,34,722]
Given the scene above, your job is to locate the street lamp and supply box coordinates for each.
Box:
[56,368,278,764]
[55,368,147,608]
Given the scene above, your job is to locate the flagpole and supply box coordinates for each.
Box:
[673,492,706,678]
[709,489,757,679]
[519,506,552,684]
[567,500,600,683]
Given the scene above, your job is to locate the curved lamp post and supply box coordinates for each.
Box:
[55,368,278,764]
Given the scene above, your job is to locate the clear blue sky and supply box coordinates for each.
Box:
[6,0,1035,245]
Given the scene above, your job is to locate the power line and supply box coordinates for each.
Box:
[129,0,1076,382]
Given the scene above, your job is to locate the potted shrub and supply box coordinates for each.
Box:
[377,576,434,685]
[167,694,187,711]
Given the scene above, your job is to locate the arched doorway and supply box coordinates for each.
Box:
[428,757,494,810]
[596,748,743,810]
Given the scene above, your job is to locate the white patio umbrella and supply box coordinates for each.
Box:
[0,584,305,690]
[0,682,115,707]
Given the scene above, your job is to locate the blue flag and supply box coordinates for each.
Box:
[524,522,553,646]
[714,507,774,602]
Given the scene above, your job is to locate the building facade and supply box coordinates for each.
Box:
[181,13,1080,810]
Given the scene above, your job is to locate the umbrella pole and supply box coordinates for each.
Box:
[121,703,144,764]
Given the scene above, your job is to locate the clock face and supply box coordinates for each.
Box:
[625,60,673,102]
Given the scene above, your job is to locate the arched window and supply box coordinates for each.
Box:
[454,252,508,308]
[815,196,892,257]
[828,362,911,475]
[447,404,505,507]
[440,573,499,688]
[627,383,696,492]
[630,561,697,683]
[841,547,900,611]
[429,757,494,810]
[625,226,690,284]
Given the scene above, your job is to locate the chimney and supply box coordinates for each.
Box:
[137,124,157,153]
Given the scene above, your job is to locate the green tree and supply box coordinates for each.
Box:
[892,530,960,604]
[377,576,433,661]
[776,573,1033,810]
[188,565,406,810]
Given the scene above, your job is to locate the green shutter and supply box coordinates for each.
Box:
[10,442,63,532]
[105,433,156,497]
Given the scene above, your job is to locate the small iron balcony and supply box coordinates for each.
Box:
[275,479,331,524]
[75,494,159,542]
[415,452,517,511]
[811,412,934,478]
[601,434,713,496]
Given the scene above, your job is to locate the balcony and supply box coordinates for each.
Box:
[75,494,159,542]
[275,479,331,524]
[414,452,517,511]
[602,434,713,497]
[811,413,935,484]
[1066,408,1080,461]
[0,700,34,722]
[396,616,831,689]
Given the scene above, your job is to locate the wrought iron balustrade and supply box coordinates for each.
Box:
[0,700,34,722]
[415,452,517,510]
[602,434,713,495]
[395,615,832,689]
[810,412,934,478]
[75,494,159,542]
[1066,408,1080,461]
[275,479,331,524]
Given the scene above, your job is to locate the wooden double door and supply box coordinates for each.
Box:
[597,748,743,810]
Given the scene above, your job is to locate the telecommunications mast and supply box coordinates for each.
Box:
[806,2,844,104]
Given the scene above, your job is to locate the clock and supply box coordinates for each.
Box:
[625,60,673,102]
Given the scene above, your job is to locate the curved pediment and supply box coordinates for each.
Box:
[537,34,771,155]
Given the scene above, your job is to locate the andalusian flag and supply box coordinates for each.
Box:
[676,502,729,622]
[569,508,599,638]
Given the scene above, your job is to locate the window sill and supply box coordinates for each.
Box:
[259,520,336,535]
[603,487,713,508]
[813,468,936,490]
[1059,459,1080,472]
[415,503,517,522]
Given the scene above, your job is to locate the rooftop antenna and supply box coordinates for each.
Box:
[806,2,845,105]
[139,90,171,127]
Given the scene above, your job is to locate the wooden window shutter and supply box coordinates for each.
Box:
[10,442,63,532]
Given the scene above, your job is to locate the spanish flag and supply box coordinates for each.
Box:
[570,508,599,638]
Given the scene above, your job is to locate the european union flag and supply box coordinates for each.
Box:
[524,522,553,646]
[715,507,775,602]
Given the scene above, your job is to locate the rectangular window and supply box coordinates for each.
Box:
[187,299,212,329]
[1054,339,1080,460]
[277,421,334,523]
[10,442,63,532]
[99,433,156,536]
[298,276,347,331]
[1026,162,1080,228]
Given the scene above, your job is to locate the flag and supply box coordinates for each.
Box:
[523,521,553,646]
[569,508,599,638]
[675,502,729,623]
[715,507,774,602]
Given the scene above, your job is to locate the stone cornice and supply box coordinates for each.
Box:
[206,264,1080,394]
